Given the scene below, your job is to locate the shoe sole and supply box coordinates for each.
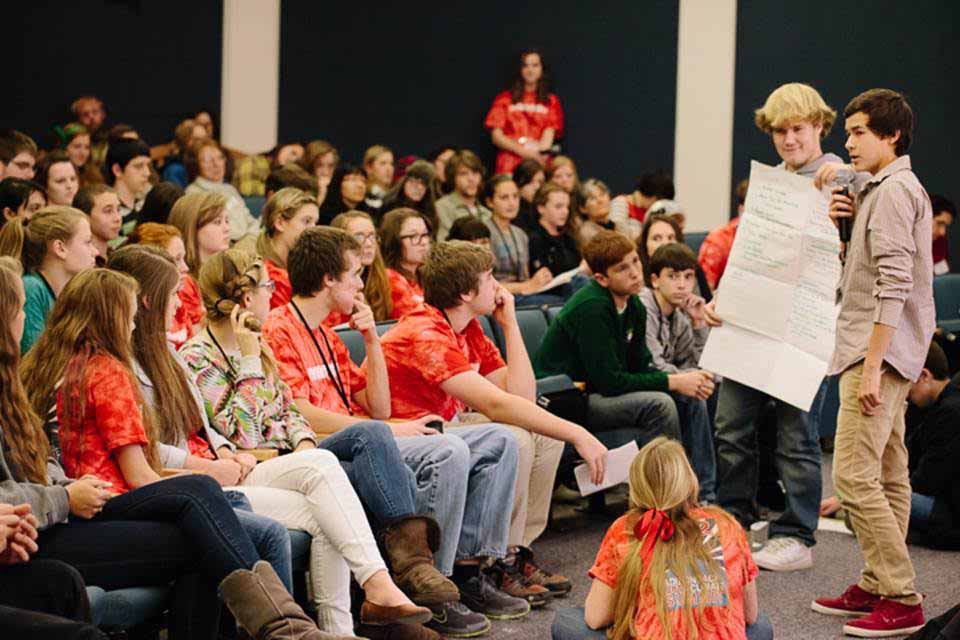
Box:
[841,622,924,637]
[811,601,872,617]
[429,622,492,638]
[483,601,532,621]
[755,558,814,572]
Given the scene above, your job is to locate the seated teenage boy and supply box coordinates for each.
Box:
[534,231,715,496]
[377,240,609,600]
[637,242,717,501]
[262,227,529,634]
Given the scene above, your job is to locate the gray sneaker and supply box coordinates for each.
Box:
[426,601,490,638]
[457,572,531,621]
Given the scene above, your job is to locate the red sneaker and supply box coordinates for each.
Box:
[842,599,924,638]
[812,584,882,617]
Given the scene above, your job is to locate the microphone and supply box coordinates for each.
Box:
[833,169,856,243]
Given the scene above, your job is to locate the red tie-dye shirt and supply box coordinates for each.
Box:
[169,274,205,349]
[377,305,505,420]
[386,268,425,320]
[589,508,758,640]
[264,258,292,310]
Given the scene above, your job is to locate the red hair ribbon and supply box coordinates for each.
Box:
[634,508,676,562]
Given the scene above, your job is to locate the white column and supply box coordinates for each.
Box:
[221,0,280,154]
[673,0,738,232]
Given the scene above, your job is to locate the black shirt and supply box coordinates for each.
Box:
[528,224,580,276]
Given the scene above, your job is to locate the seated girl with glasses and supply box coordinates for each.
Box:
[379,208,431,321]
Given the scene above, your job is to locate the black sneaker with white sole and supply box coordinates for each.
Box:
[456,571,531,621]
[426,601,491,638]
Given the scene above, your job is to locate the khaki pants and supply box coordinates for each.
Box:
[833,363,919,604]
[506,426,564,548]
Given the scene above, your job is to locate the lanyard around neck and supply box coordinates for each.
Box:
[289,300,352,415]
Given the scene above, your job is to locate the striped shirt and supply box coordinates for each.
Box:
[830,155,935,381]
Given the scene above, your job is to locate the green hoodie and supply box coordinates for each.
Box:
[533,280,669,395]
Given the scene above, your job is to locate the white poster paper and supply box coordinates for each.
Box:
[699,161,841,410]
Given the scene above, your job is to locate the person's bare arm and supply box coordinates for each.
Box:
[859,324,896,416]
[742,579,759,626]
[440,370,607,483]
[583,579,615,630]
[293,399,364,435]
[486,285,536,401]
[114,445,163,489]
[491,128,527,156]
[349,296,390,419]
[538,128,556,152]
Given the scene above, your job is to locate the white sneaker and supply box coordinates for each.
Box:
[752,536,813,571]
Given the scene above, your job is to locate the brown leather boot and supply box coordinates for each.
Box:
[220,561,360,639]
[380,516,459,605]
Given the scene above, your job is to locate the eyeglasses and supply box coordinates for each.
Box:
[399,233,431,245]
[257,279,276,293]
[352,232,377,244]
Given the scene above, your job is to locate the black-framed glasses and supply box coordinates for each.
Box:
[399,233,431,245]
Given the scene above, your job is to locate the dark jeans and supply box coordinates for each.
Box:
[715,377,826,546]
[319,420,418,525]
[0,559,106,639]
[673,393,717,503]
[551,607,774,640]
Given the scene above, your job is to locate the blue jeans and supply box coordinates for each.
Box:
[319,420,418,524]
[551,607,773,640]
[714,377,826,546]
[97,474,260,580]
[673,393,717,503]
[587,390,681,446]
[910,493,935,531]
[395,424,519,574]
[225,490,293,593]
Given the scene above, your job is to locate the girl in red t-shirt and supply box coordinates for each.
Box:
[257,188,321,310]
[17,267,332,639]
[553,437,772,640]
[485,49,564,175]
[379,208,430,320]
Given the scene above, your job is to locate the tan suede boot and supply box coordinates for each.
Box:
[380,516,459,605]
[220,561,361,640]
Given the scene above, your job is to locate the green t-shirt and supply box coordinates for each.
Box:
[21,272,56,354]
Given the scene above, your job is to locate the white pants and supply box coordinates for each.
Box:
[231,448,387,634]
[506,427,564,548]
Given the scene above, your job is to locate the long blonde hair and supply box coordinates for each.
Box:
[0,206,87,271]
[331,210,393,321]
[255,187,317,267]
[197,249,280,380]
[108,245,204,446]
[611,437,727,640]
[20,269,161,473]
[167,191,227,275]
[0,257,50,483]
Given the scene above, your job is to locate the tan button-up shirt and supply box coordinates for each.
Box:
[830,155,935,381]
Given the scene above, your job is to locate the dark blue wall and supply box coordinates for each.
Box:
[5,1,223,149]
[279,1,679,194]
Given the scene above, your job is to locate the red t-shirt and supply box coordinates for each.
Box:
[169,275,205,349]
[377,305,505,420]
[57,354,151,494]
[589,508,758,640]
[386,268,425,320]
[265,258,292,310]
[698,218,740,291]
[484,90,564,174]
[627,201,647,223]
[263,304,367,415]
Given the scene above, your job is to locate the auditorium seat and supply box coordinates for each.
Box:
[685,231,708,257]
[934,273,960,333]
[243,195,266,218]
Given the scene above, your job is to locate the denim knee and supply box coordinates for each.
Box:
[434,435,471,470]
[479,425,520,468]
[355,420,394,445]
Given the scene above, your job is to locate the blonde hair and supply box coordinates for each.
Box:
[610,437,728,640]
[0,206,87,272]
[197,249,280,379]
[256,187,317,266]
[330,210,393,321]
[754,82,837,137]
[167,191,227,275]
[363,145,392,170]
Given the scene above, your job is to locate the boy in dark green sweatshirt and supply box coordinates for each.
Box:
[534,230,717,499]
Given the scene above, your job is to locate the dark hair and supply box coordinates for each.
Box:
[448,217,491,242]
[733,178,749,220]
[649,242,698,278]
[380,208,429,279]
[72,184,114,215]
[105,139,151,185]
[0,178,40,215]
[106,124,139,147]
[427,145,457,162]
[639,213,685,285]
[930,194,956,218]
[287,226,361,297]
[0,130,38,163]
[482,173,516,206]
[138,182,184,225]
[636,170,675,200]
[925,340,950,381]
[35,150,74,190]
[266,164,317,197]
[843,89,914,156]
[510,48,550,104]
[383,160,439,234]
[318,163,366,223]
[444,149,486,186]
[512,159,545,190]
